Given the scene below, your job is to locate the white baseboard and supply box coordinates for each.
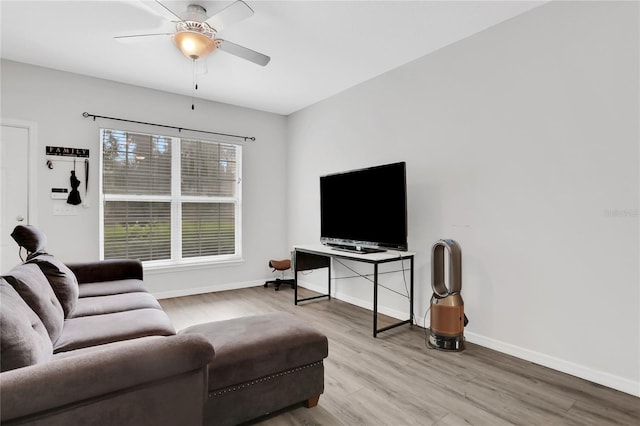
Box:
[298,280,410,321]
[154,279,639,397]
[152,279,262,300]
[464,331,639,397]
[299,280,639,397]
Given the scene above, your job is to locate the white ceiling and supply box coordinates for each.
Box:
[1,0,545,115]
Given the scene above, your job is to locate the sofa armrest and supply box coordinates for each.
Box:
[66,259,143,283]
[1,334,215,424]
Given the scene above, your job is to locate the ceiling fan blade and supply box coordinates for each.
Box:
[114,33,173,42]
[218,39,270,66]
[135,0,182,22]
[205,0,254,32]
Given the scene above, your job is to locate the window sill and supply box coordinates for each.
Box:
[143,257,244,274]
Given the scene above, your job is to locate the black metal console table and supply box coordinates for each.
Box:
[293,245,414,337]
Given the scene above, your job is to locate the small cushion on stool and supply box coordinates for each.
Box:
[269,259,291,271]
[179,312,328,392]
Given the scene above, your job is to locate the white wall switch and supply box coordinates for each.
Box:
[53,204,78,216]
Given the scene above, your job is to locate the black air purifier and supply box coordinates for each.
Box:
[428,239,467,351]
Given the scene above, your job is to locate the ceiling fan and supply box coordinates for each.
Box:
[116,0,270,66]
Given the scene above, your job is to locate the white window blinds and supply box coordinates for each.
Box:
[101,129,241,264]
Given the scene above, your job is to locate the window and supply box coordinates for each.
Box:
[100,129,241,266]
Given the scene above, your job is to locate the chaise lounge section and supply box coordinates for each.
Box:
[181,311,328,426]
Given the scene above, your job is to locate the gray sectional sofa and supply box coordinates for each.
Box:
[0,227,214,425]
[0,225,328,426]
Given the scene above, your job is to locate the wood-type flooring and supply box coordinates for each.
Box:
[159,286,639,426]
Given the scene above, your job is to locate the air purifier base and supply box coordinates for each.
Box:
[427,329,465,351]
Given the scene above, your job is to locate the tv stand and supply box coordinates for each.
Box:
[293,244,414,337]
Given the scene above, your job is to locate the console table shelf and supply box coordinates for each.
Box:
[293,244,414,337]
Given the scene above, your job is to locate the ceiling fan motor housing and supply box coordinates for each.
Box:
[183,4,209,23]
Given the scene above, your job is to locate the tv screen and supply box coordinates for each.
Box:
[320,161,408,252]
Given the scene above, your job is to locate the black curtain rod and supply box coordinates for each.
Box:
[82,112,255,142]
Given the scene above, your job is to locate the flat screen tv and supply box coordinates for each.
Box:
[320,161,408,253]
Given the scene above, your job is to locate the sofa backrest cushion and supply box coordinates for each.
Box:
[10,225,48,258]
[0,278,53,372]
[3,264,65,344]
[27,254,79,317]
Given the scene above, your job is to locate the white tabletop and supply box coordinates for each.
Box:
[293,244,415,262]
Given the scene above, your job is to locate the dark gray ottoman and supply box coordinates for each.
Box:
[179,311,328,426]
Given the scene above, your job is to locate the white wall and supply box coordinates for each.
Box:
[1,1,637,397]
[1,59,290,296]
[287,1,639,395]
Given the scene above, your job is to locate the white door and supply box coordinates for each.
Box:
[1,124,30,272]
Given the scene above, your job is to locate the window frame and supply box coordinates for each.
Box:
[99,128,243,269]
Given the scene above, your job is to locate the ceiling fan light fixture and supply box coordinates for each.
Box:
[117,1,267,66]
[174,30,218,60]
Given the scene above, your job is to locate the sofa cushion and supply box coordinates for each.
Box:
[27,253,79,317]
[0,278,53,371]
[54,308,176,353]
[51,335,168,361]
[78,279,148,298]
[67,259,143,284]
[69,292,162,318]
[3,264,65,344]
[10,225,47,258]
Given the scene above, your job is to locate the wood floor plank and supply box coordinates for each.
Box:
[159,287,639,425]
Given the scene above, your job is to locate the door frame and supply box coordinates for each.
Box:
[1,118,39,227]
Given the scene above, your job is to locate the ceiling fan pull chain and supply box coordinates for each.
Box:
[191,58,197,110]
